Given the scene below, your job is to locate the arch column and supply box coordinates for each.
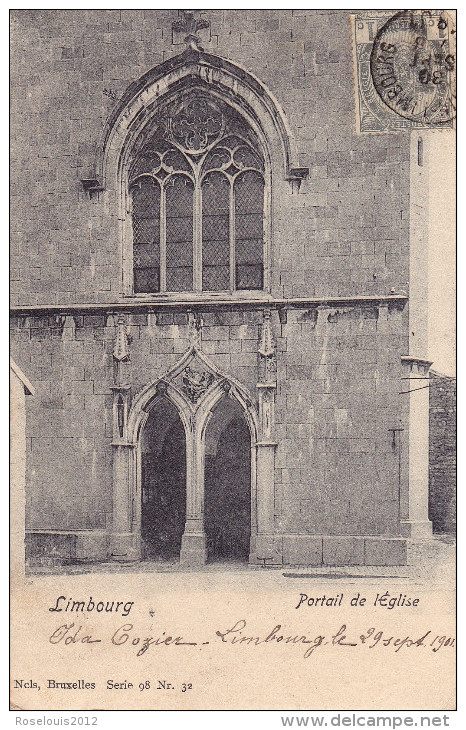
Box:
[249,309,282,565]
[110,384,140,561]
[187,376,260,566]
[400,356,433,538]
[110,441,140,561]
[125,348,260,567]
[180,418,207,566]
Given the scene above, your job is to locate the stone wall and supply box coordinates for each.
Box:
[11,300,406,545]
[429,372,456,534]
[276,304,405,537]
[10,9,410,307]
[10,9,413,565]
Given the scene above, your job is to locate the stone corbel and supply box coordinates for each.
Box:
[277,307,288,325]
[286,166,309,193]
[61,315,77,341]
[81,178,104,198]
[401,356,433,380]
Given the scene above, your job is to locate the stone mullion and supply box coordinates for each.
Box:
[160,183,167,292]
[123,177,133,296]
[193,175,202,292]
[263,166,272,293]
[252,309,281,564]
[229,178,236,291]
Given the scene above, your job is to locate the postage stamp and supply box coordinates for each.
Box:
[352,10,456,133]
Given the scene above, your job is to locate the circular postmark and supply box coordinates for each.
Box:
[370,10,456,124]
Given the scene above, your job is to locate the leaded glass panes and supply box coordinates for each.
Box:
[166,175,194,292]
[202,172,230,291]
[234,171,264,290]
[130,151,162,179]
[163,148,192,173]
[129,93,266,294]
[134,267,160,294]
[203,147,230,173]
[131,178,160,293]
[233,145,264,172]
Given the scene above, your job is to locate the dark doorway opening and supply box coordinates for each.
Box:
[140,397,186,560]
[204,396,251,562]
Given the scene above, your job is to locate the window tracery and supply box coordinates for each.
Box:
[129,93,265,294]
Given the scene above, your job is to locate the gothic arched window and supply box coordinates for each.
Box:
[129,95,265,294]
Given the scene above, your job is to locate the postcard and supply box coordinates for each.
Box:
[10,8,456,713]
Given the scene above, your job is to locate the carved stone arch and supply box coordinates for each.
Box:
[196,376,259,448]
[127,346,197,445]
[82,51,308,295]
[115,346,262,565]
[127,370,193,447]
[128,345,259,435]
[193,376,260,564]
[114,360,196,564]
[88,50,305,192]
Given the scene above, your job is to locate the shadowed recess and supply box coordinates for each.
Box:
[204,395,251,562]
[140,396,186,560]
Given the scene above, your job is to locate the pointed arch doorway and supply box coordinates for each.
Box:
[137,388,253,565]
[140,397,187,560]
[204,395,252,562]
[114,347,271,566]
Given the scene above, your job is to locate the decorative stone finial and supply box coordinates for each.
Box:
[258,309,276,385]
[259,310,275,359]
[188,310,203,348]
[113,315,130,363]
[172,9,210,51]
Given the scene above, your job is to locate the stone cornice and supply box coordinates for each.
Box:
[10,294,407,317]
[401,355,433,377]
[401,356,433,367]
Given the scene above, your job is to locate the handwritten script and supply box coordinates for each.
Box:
[49,620,455,659]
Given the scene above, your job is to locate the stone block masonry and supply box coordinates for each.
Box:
[429,372,456,534]
[10,9,421,567]
[11,9,409,308]
[12,299,407,566]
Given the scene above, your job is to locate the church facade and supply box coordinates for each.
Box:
[10,10,433,568]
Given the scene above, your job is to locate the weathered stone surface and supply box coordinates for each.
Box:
[429,372,456,534]
[364,538,407,566]
[283,535,323,566]
[323,537,364,566]
[10,10,416,565]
